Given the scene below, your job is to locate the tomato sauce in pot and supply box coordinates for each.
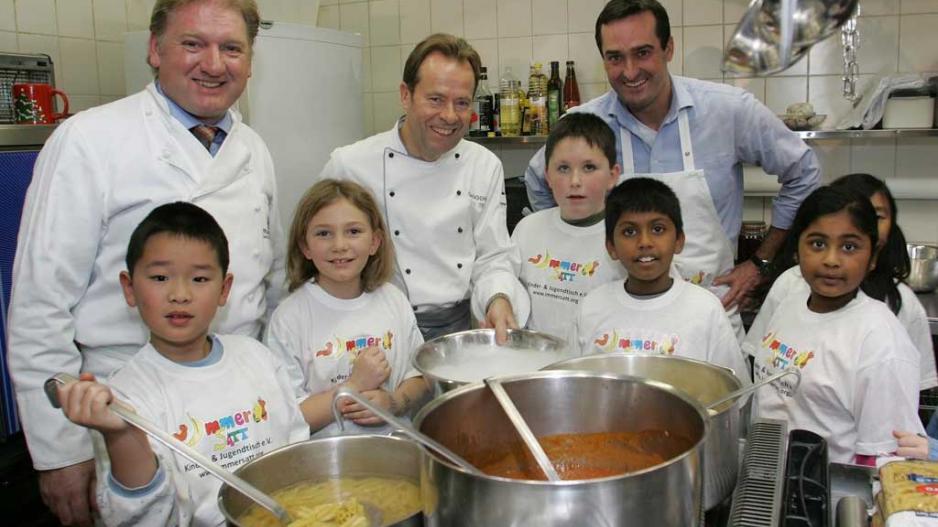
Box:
[463,430,695,481]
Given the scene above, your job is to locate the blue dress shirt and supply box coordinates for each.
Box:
[524,75,821,245]
[155,81,233,157]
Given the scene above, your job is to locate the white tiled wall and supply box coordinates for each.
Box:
[315,0,938,242]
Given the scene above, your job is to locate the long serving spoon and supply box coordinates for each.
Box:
[484,377,561,482]
[332,386,486,477]
[44,373,294,526]
[705,367,803,415]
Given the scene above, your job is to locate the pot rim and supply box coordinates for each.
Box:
[412,328,570,386]
[216,434,421,524]
[412,369,710,486]
[543,352,744,415]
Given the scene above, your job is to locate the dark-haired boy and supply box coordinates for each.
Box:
[511,113,626,340]
[56,202,308,526]
[572,178,750,385]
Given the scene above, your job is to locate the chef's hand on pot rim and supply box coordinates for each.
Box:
[341,389,394,425]
[712,260,762,309]
[893,430,931,460]
[38,459,97,527]
[481,295,518,345]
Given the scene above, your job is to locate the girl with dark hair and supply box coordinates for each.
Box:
[744,186,923,464]
[749,174,936,391]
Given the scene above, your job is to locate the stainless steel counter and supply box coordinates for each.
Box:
[917,291,938,336]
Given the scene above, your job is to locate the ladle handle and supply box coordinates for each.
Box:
[332,386,486,476]
[706,367,802,411]
[485,378,561,481]
[45,373,292,526]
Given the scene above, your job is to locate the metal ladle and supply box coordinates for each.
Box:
[705,367,802,416]
[332,386,486,477]
[44,373,296,526]
[484,377,561,482]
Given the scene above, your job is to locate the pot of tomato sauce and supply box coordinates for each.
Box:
[413,370,708,526]
[543,353,747,511]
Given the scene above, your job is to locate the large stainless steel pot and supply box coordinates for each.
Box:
[543,353,745,510]
[907,243,938,293]
[218,435,423,526]
[413,328,571,395]
[413,370,708,526]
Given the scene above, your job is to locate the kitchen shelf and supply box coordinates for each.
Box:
[466,127,938,146]
[0,123,56,148]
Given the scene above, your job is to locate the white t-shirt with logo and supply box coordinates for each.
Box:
[745,266,937,390]
[746,289,924,463]
[99,335,310,526]
[573,278,750,385]
[511,208,625,341]
[265,281,423,437]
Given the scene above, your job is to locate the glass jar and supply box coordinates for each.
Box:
[737,221,766,264]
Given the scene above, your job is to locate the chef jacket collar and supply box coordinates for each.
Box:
[389,116,462,163]
[155,80,234,135]
[606,74,694,142]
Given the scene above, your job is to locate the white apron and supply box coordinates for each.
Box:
[620,110,744,339]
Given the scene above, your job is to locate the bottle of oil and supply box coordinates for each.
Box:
[470,66,494,136]
[499,67,521,136]
[562,60,581,113]
[525,63,548,135]
[547,61,562,130]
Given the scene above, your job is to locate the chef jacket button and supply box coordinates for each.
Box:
[389,191,395,197]
[394,230,400,236]
[457,227,463,233]
[247,293,255,302]
[457,263,463,269]
[684,151,690,157]
[388,152,394,158]
[412,305,418,311]
[405,268,411,274]
[455,153,460,159]
[456,190,462,196]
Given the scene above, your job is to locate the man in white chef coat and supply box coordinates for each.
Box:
[524,0,821,313]
[318,33,530,342]
[6,1,284,524]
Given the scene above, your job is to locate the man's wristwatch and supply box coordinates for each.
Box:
[749,254,772,276]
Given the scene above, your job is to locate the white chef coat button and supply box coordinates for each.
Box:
[394,230,400,236]
[388,152,394,158]
[412,305,418,311]
[455,153,460,159]
[457,263,463,269]
[405,268,411,274]
[456,190,462,196]
[389,191,395,197]
[457,227,463,233]
[684,151,690,157]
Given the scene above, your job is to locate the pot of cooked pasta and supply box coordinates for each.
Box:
[218,434,424,527]
[543,353,746,511]
[413,370,708,526]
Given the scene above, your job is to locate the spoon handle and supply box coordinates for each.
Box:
[705,367,802,411]
[45,373,292,526]
[485,377,561,481]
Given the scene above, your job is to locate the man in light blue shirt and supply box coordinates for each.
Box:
[524,0,820,310]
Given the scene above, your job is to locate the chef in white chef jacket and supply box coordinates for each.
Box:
[318,33,530,342]
[6,1,285,525]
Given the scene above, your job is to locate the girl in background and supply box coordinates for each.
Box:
[744,186,923,463]
[748,173,937,391]
[266,179,428,437]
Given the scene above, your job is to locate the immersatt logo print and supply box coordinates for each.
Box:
[528,250,600,282]
[314,331,395,358]
[171,397,270,452]
[593,330,679,355]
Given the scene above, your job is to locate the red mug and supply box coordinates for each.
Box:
[13,83,69,124]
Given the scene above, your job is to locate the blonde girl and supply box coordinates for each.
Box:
[266,179,427,436]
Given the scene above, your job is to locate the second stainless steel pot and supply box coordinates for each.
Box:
[543,353,745,510]
[413,370,708,526]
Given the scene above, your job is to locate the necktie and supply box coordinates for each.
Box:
[191,124,219,151]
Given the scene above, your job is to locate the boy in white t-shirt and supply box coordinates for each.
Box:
[512,113,626,340]
[56,203,309,526]
[573,178,750,385]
